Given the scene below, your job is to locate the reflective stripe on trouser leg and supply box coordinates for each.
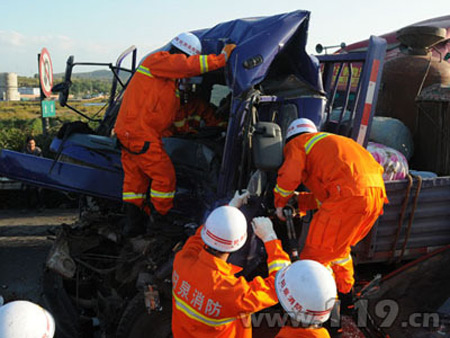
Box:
[139,143,176,215]
[331,254,354,294]
[121,149,150,212]
[122,192,146,203]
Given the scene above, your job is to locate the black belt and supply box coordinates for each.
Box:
[118,139,150,155]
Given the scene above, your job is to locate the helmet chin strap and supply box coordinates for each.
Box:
[169,46,188,56]
[204,245,230,260]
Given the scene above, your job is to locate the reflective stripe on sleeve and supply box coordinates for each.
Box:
[274,184,293,198]
[122,192,146,201]
[136,65,153,78]
[173,292,236,327]
[268,259,290,274]
[187,115,202,122]
[150,189,175,199]
[199,55,209,73]
[315,198,322,207]
[331,255,352,266]
[304,133,329,154]
[174,118,187,128]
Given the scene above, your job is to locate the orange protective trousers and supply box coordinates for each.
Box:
[300,187,385,293]
[121,142,175,215]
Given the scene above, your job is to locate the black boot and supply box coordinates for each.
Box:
[339,289,355,316]
[323,300,342,337]
[122,203,148,238]
[147,202,171,230]
[324,290,355,337]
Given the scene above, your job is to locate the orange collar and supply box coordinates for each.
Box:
[199,249,243,275]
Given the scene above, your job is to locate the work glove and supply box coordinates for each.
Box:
[252,217,278,243]
[221,44,236,62]
[229,189,250,208]
[276,207,286,221]
[276,194,299,221]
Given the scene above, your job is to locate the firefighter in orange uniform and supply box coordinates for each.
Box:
[114,32,236,236]
[172,87,227,134]
[172,192,291,337]
[273,118,387,295]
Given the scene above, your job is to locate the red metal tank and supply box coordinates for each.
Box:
[376,53,450,134]
[374,25,450,174]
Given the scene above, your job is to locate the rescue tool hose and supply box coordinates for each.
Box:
[283,205,299,261]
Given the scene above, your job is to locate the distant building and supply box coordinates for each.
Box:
[0,73,20,101]
[18,87,41,100]
[18,87,40,95]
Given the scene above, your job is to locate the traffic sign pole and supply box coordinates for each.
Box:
[38,48,54,136]
[38,53,50,135]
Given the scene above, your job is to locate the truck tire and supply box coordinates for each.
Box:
[115,292,172,338]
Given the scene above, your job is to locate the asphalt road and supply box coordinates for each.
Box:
[0,208,78,305]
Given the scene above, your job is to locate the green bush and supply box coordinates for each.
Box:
[0,128,26,151]
[0,119,51,153]
[0,99,107,157]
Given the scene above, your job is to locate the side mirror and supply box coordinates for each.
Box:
[54,56,74,107]
[51,82,68,93]
[252,122,283,171]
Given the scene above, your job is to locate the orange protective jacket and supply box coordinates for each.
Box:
[276,325,330,337]
[114,51,226,144]
[172,226,291,338]
[273,133,387,274]
[274,132,386,209]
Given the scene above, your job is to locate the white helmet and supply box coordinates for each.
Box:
[286,118,317,140]
[171,32,202,56]
[201,206,247,252]
[275,260,337,325]
[0,300,55,338]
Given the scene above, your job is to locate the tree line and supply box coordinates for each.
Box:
[18,76,111,98]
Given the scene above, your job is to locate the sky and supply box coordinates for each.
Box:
[0,0,448,77]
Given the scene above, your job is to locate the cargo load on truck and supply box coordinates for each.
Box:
[334,17,450,264]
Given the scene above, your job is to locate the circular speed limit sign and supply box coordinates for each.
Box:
[39,48,53,98]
